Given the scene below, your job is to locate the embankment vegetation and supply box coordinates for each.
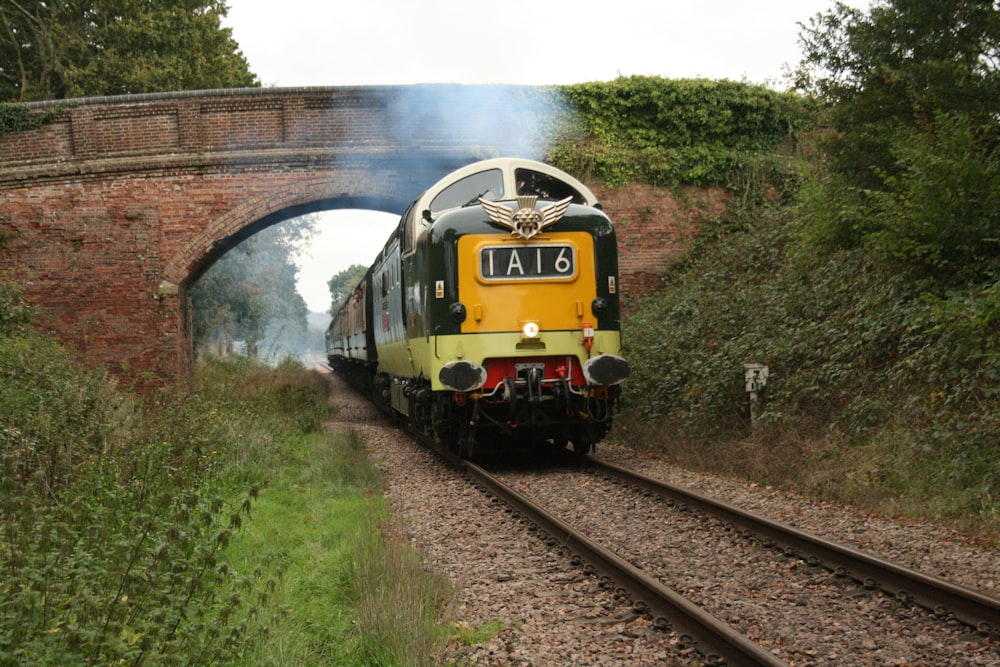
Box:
[0,278,448,665]
[550,0,999,536]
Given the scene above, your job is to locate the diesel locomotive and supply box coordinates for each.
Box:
[326,158,629,456]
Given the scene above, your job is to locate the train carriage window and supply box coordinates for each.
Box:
[515,168,587,204]
[429,169,504,214]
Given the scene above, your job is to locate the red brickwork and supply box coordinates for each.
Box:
[591,182,728,306]
[0,88,719,388]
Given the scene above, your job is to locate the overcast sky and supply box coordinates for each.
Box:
[221,0,868,312]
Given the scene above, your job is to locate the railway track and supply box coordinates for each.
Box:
[455,451,1000,665]
[586,455,1000,639]
[414,431,784,664]
[465,458,786,667]
[324,370,999,664]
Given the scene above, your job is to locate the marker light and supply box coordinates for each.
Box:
[522,321,540,338]
[582,321,594,351]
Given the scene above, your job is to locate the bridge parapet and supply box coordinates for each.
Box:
[0,85,554,179]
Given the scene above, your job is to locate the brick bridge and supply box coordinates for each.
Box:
[0,86,722,389]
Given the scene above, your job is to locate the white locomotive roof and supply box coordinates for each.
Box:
[395,157,603,258]
[415,157,599,220]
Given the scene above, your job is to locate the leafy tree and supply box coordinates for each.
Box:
[192,216,316,361]
[327,264,368,317]
[0,0,257,102]
[796,0,1000,283]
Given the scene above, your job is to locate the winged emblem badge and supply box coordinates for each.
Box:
[478,195,573,240]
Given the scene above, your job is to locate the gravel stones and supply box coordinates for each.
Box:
[324,374,1000,666]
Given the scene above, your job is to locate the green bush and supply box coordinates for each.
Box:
[619,200,999,531]
[193,355,330,436]
[799,113,1000,286]
[550,76,814,189]
[0,273,447,664]
[0,274,33,333]
[0,104,61,142]
[0,280,272,664]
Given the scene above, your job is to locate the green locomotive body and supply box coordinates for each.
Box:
[327,158,629,455]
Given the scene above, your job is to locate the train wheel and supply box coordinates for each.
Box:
[461,435,476,459]
[456,413,477,459]
[549,435,569,451]
[569,425,594,456]
[430,402,455,451]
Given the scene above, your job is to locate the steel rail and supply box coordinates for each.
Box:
[589,455,1000,638]
[464,459,788,667]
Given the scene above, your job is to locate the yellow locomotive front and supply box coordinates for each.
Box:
[389,159,629,455]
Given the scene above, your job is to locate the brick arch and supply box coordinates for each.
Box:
[162,179,403,289]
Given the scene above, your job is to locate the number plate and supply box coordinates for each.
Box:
[479,244,576,281]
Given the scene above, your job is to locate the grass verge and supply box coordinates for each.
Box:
[0,277,450,666]
[221,426,450,666]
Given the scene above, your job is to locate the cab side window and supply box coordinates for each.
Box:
[400,203,417,255]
